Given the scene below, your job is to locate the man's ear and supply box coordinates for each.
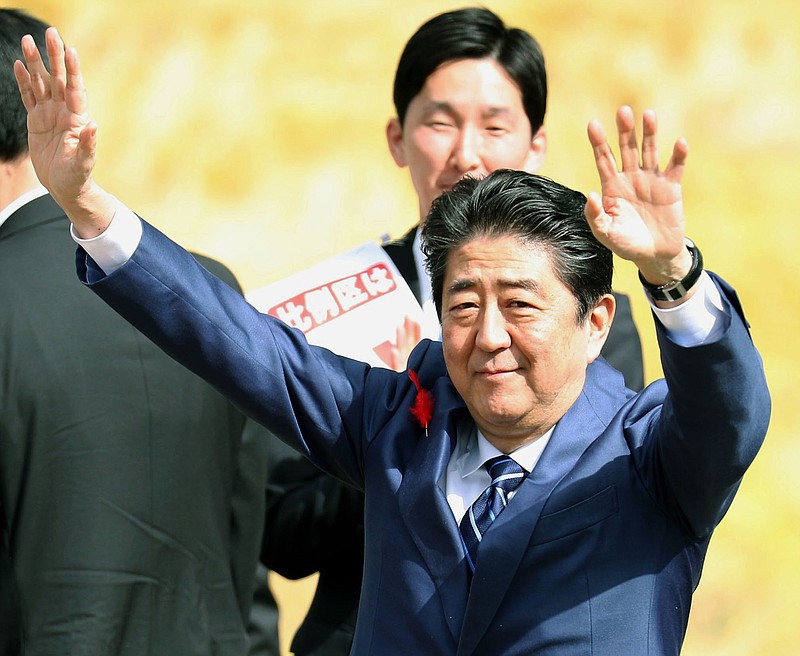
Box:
[522,125,547,174]
[585,293,615,364]
[386,117,408,168]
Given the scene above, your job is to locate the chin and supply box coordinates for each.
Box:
[481,406,527,427]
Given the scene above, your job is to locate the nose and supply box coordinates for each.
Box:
[450,125,482,174]
[475,306,511,352]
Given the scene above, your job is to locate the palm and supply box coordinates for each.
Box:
[597,166,685,262]
[27,94,93,198]
[15,30,95,204]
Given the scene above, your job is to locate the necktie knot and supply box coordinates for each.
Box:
[487,455,526,488]
[459,456,527,572]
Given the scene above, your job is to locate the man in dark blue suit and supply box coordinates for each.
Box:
[16,28,771,655]
[264,11,644,653]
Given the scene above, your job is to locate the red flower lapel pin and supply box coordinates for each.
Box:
[408,370,434,436]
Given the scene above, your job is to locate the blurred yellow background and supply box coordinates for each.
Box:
[14,0,800,653]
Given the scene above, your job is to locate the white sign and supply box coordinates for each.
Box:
[246,241,425,368]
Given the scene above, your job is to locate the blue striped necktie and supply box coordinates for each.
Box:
[459,455,527,572]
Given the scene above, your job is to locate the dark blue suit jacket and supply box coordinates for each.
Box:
[80,220,770,655]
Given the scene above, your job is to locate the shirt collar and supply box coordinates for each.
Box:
[456,421,556,478]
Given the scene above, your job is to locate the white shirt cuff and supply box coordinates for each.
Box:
[649,272,728,347]
[70,197,143,275]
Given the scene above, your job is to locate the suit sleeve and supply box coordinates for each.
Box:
[77,219,405,490]
[641,274,770,538]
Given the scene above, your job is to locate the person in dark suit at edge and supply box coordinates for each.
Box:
[0,10,279,655]
[262,8,644,655]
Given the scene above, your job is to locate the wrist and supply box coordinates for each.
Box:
[59,182,116,238]
[638,238,703,304]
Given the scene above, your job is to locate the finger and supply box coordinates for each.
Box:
[13,59,36,112]
[20,34,49,102]
[616,106,640,172]
[587,119,619,184]
[640,109,659,171]
[664,137,688,181]
[46,27,67,103]
[64,46,88,115]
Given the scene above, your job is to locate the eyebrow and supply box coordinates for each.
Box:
[421,101,514,119]
[447,277,542,295]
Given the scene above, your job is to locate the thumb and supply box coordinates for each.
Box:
[77,121,97,163]
[584,191,610,240]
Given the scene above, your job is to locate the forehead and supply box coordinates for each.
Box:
[415,58,527,117]
[443,235,563,294]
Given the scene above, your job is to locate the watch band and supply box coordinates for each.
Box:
[638,238,703,302]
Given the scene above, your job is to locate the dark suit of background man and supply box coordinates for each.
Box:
[12,29,771,651]
[263,8,643,655]
[0,10,279,655]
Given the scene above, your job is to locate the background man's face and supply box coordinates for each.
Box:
[387,58,546,222]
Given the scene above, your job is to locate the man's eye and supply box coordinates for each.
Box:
[507,300,539,314]
[448,301,478,316]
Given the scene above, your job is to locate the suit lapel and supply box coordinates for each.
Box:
[457,363,617,655]
[398,379,471,642]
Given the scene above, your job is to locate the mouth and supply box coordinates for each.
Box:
[476,368,519,379]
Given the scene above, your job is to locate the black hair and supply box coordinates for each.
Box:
[392,7,547,131]
[422,169,612,322]
[0,9,50,162]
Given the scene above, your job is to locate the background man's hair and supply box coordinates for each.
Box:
[0,8,50,162]
[392,7,547,132]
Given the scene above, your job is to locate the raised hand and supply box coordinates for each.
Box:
[14,27,114,236]
[584,106,692,288]
[388,315,422,372]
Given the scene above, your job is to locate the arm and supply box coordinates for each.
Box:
[14,28,407,487]
[586,107,770,535]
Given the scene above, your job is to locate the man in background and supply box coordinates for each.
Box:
[0,9,278,655]
[262,7,644,655]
